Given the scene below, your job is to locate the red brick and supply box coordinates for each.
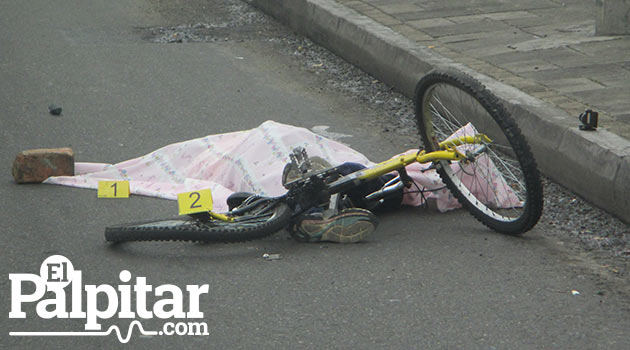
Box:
[12,148,75,183]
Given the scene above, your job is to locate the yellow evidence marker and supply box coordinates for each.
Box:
[178,189,213,215]
[97,180,130,198]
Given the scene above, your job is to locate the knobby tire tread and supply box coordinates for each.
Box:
[415,69,543,234]
[105,202,292,243]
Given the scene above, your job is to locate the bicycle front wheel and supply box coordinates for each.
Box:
[415,69,543,234]
[105,199,292,243]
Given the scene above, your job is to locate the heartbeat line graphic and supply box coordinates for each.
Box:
[9,321,158,344]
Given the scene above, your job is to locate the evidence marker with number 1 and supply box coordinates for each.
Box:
[97,181,130,198]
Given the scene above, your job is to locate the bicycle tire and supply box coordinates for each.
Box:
[105,200,292,243]
[415,69,543,234]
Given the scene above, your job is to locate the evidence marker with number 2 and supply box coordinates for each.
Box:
[177,189,213,215]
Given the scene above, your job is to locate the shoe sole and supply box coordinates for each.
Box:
[299,209,378,243]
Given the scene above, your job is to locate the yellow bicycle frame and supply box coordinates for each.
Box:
[355,134,492,181]
[208,133,491,221]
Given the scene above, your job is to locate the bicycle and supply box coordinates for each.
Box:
[104,69,544,243]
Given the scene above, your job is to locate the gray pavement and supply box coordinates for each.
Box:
[2,0,630,349]
[248,0,630,224]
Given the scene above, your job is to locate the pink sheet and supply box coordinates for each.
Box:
[44,120,517,213]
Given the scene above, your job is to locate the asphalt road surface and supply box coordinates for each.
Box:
[2,0,629,349]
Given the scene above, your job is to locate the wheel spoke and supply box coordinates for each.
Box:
[417,72,542,231]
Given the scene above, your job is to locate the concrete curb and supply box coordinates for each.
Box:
[248,0,630,224]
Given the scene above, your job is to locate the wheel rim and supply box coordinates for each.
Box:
[421,82,528,223]
[202,199,281,228]
[130,200,281,230]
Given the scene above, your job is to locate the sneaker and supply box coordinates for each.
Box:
[289,208,379,243]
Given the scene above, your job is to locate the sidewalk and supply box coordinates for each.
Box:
[248,0,630,223]
[345,0,630,136]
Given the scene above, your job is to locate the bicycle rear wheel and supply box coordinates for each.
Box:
[415,69,543,234]
[105,199,291,243]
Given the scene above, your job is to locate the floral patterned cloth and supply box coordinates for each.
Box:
[44,120,517,212]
